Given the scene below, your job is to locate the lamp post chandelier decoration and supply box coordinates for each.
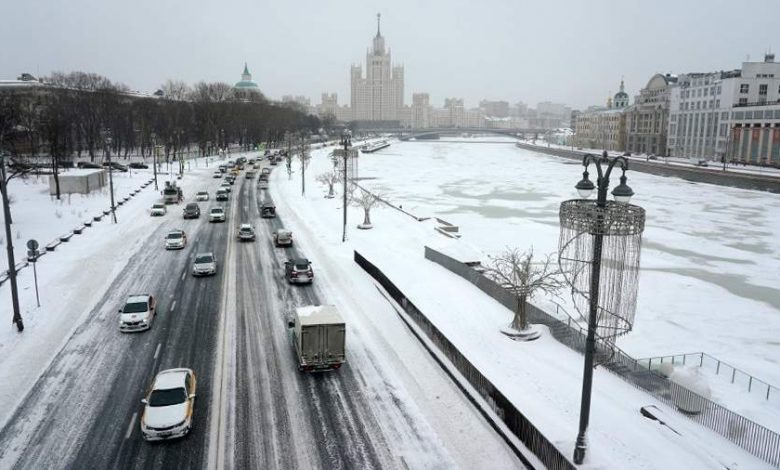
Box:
[558,151,646,464]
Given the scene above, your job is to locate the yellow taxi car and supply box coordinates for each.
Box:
[140,368,197,441]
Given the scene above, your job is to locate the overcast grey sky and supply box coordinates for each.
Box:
[2,0,778,109]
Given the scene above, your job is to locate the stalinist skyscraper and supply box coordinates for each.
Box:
[350,13,405,123]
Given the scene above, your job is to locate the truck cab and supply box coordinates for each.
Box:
[288,305,345,372]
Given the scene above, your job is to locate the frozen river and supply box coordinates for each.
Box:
[357,137,780,387]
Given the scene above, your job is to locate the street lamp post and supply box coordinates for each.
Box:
[340,131,351,243]
[0,154,24,332]
[103,130,117,224]
[571,151,635,464]
[151,132,158,190]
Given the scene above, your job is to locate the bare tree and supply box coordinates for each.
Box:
[316,171,339,198]
[297,134,310,195]
[352,186,383,229]
[482,248,565,340]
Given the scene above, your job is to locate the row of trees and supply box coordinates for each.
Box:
[0,72,322,169]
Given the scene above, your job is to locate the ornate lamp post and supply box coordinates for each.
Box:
[102,129,117,223]
[558,151,645,464]
[340,130,352,243]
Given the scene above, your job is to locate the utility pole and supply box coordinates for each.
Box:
[300,134,307,196]
[0,155,23,332]
[340,131,351,243]
[104,131,117,223]
[151,133,158,190]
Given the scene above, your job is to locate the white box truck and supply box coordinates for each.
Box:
[288,305,346,372]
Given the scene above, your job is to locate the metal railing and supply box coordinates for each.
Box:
[354,250,575,470]
[424,246,780,467]
[637,352,780,404]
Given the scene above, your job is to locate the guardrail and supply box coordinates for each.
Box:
[354,250,574,470]
[424,245,780,467]
[637,352,779,404]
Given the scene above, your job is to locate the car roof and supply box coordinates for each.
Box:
[186,202,198,207]
[240,223,252,229]
[168,229,184,235]
[126,294,151,303]
[195,252,214,258]
[152,203,164,206]
[153,368,191,390]
[290,258,310,264]
[276,229,291,235]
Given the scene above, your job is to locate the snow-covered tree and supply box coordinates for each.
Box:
[352,187,383,229]
[483,248,564,341]
[316,171,339,198]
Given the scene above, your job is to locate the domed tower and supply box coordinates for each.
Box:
[613,78,629,109]
[234,63,259,90]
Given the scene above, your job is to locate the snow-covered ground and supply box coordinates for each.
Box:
[266,144,769,468]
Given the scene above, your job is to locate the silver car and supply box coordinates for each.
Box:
[192,252,217,276]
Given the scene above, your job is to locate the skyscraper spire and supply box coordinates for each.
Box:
[376,12,381,37]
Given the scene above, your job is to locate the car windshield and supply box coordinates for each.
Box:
[198,192,207,195]
[167,232,182,239]
[123,301,148,313]
[211,209,223,214]
[153,204,164,209]
[148,387,187,407]
[195,255,213,264]
[240,227,252,232]
[186,204,197,210]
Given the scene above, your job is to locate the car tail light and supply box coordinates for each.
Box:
[308,270,313,277]
[291,272,298,278]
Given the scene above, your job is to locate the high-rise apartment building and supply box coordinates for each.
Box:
[350,14,405,125]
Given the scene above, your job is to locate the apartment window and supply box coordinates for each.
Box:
[775,110,780,119]
[759,84,768,95]
[734,111,744,120]
[721,112,729,119]
[697,101,701,109]
[745,111,753,119]
[740,84,749,93]
[697,89,703,97]
[766,110,775,119]
[704,88,709,96]
[738,98,748,105]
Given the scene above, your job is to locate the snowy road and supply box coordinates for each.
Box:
[0,156,524,469]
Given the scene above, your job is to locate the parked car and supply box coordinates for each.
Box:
[195,191,209,201]
[284,258,314,284]
[150,203,167,216]
[237,223,256,241]
[696,159,709,167]
[119,294,156,332]
[102,161,129,172]
[622,152,632,157]
[129,162,149,169]
[273,229,293,247]
[216,188,229,201]
[213,171,223,179]
[77,161,102,169]
[164,230,187,250]
[209,207,226,223]
[287,305,345,372]
[648,154,658,161]
[260,203,276,218]
[140,368,197,441]
[183,202,200,219]
[192,252,217,276]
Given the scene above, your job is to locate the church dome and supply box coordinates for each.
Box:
[234,63,259,90]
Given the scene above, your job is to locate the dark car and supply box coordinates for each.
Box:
[183,202,200,219]
[102,161,129,172]
[284,258,313,284]
[77,161,102,169]
[260,203,276,218]
[128,162,149,169]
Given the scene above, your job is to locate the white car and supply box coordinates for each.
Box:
[209,207,226,223]
[192,252,217,276]
[140,368,197,441]
[119,294,156,332]
[220,182,232,193]
[195,191,209,201]
[213,171,222,178]
[165,230,187,250]
[237,224,256,241]
[150,203,167,216]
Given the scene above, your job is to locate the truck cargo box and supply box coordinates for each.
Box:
[289,305,345,372]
